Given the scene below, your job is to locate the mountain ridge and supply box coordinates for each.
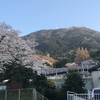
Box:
[22,27,100,61]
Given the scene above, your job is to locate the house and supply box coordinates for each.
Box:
[88,63,100,88]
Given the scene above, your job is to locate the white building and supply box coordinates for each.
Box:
[89,64,100,88]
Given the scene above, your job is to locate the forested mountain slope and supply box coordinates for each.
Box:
[23,27,100,60]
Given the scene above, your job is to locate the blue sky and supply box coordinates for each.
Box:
[0,0,100,36]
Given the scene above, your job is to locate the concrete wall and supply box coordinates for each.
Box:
[91,71,100,88]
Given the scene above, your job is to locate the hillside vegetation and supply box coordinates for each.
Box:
[23,27,100,61]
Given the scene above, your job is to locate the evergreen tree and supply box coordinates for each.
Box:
[62,70,85,93]
[81,47,86,60]
[2,59,33,89]
[84,48,90,59]
[74,47,90,64]
[74,47,81,64]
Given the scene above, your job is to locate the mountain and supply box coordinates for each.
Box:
[22,27,100,61]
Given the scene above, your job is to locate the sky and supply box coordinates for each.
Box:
[0,0,100,36]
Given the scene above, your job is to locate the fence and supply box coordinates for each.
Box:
[37,68,68,75]
[67,91,100,100]
[0,88,49,100]
[67,93,91,100]
[67,91,91,100]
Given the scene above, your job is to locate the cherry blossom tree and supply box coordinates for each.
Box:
[0,22,35,68]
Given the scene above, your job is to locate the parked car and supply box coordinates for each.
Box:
[91,88,100,100]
